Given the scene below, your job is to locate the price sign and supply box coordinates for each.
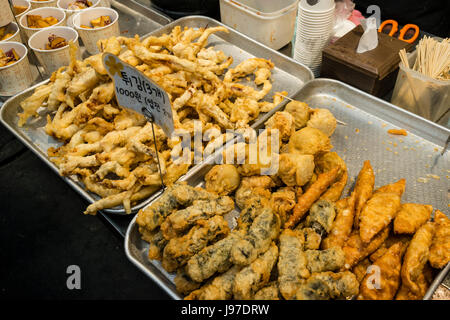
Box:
[102,53,174,137]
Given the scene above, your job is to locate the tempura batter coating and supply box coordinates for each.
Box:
[235,176,274,209]
[285,167,340,229]
[306,108,337,137]
[322,196,356,249]
[393,203,433,235]
[401,222,434,295]
[204,164,241,196]
[254,282,280,300]
[277,153,315,187]
[353,160,375,229]
[162,215,230,272]
[288,127,332,156]
[429,210,450,269]
[342,227,390,269]
[185,266,241,300]
[359,179,406,243]
[174,268,202,296]
[295,271,359,300]
[233,243,279,300]
[186,231,243,283]
[270,187,296,226]
[357,242,405,300]
[305,247,345,273]
[231,209,281,266]
[352,258,371,283]
[278,229,310,299]
[284,100,311,130]
[305,199,336,237]
[160,196,235,239]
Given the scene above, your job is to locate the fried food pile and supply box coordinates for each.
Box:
[26,15,59,28]
[137,100,449,300]
[13,5,28,16]
[17,26,285,215]
[0,26,14,41]
[81,15,112,29]
[45,34,68,50]
[67,0,93,10]
[0,48,20,67]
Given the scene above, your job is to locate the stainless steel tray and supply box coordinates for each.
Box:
[0,0,172,215]
[0,15,313,215]
[125,78,450,300]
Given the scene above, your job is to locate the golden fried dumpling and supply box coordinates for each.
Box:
[264,111,295,142]
[307,108,337,137]
[204,164,241,196]
[288,127,333,156]
[284,100,311,130]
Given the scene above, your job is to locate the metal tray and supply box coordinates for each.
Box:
[0,0,172,214]
[125,78,450,300]
[0,15,313,215]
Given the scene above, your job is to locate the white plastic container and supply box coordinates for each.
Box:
[219,0,299,50]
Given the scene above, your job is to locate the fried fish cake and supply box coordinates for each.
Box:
[401,222,434,295]
[353,160,375,229]
[429,210,450,269]
[393,203,433,235]
[357,242,406,300]
[359,179,405,243]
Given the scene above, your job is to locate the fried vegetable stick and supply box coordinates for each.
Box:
[353,160,375,229]
[429,210,450,269]
[320,170,348,202]
[186,231,243,283]
[393,203,433,235]
[396,264,434,300]
[295,271,359,300]
[231,209,280,266]
[162,215,230,272]
[401,222,434,295]
[233,243,279,300]
[285,167,340,229]
[185,266,241,300]
[321,195,356,249]
[278,229,310,300]
[342,227,390,269]
[357,242,406,300]
[359,179,406,243]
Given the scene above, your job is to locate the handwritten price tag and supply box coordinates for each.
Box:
[102,53,174,137]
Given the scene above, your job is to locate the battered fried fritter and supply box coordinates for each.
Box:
[185,266,241,300]
[284,100,311,130]
[396,264,434,300]
[233,242,279,300]
[186,230,244,283]
[236,198,268,231]
[306,108,337,137]
[353,160,375,229]
[322,196,355,249]
[137,183,217,232]
[401,222,434,295]
[305,247,346,273]
[231,209,280,266]
[174,267,202,296]
[160,196,235,239]
[204,164,241,196]
[235,176,274,209]
[254,282,281,300]
[277,153,315,187]
[357,242,406,300]
[305,199,336,237]
[429,210,450,269]
[342,227,390,269]
[278,229,310,299]
[352,258,371,283]
[393,203,433,235]
[359,179,405,243]
[288,127,332,156]
[295,271,359,300]
[369,234,410,263]
[270,187,296,226]
[301,228,322,250]
[162,215,230,272]
[264,111,295,142]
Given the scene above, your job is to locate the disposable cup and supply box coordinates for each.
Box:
[0,0,15,26]
[29,0,58,9]
[28,25,78,74]
[57,0,101,27]
[0,22,22,43]
[0,41,34,96]
[72,7,119,54]
[19,7,67,39]
[299,0,335,13]
[12,0,32,19]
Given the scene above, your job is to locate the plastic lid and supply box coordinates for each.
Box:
[226,0,299,16]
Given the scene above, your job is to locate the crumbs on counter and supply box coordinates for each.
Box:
[388,129,408,136]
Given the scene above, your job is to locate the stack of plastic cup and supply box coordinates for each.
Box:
[293,0,335,77]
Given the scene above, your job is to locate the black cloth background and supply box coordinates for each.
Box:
[354,0,450,38]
